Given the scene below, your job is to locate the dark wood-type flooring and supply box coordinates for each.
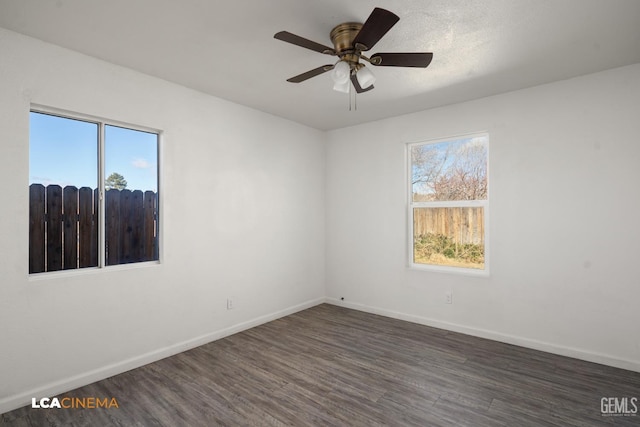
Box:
[2,304,640,426]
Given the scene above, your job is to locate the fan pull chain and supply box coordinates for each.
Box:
[347,80,358,111]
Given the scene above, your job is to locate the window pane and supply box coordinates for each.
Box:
[413,207,485,269]
[29,112,98,273]
[104,125,159,265]
[411,136,488,202]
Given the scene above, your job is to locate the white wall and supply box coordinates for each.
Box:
[0,28,325,412]
[326,63,640,372]
[2,22,639,415]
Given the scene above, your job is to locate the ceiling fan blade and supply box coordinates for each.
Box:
[286,65,334,83]
[369,52,433,67]
[350,74,374,93]
[274,31,336,55]
[352,8,400,51]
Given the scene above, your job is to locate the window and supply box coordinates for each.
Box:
[29,109,159,274]
[408,134,488,272]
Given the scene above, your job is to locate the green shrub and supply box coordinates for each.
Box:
[414,233,484,264]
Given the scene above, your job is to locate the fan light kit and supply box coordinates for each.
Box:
[274,7,433,107]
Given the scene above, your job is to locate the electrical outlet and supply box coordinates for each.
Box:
[226,298,234,310]
[445,291,453,304]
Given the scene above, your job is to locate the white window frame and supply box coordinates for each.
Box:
[29,104,162,277]
[407,132,489,276]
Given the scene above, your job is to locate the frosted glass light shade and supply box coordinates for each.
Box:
[331,61,350,84]
[333,79,350,93]
[356,66,376,89]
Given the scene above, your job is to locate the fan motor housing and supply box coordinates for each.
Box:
[330,22,363,54]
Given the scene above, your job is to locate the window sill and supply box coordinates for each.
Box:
[28,261,161,282]
[408,262,490,277]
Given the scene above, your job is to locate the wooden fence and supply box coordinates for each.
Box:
[413,207,484,245]
[29,184,158,273]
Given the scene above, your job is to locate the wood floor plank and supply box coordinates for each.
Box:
[2,304,639,426]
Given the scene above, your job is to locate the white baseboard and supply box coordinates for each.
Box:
[325,297,640,373]
[0,297,325,415]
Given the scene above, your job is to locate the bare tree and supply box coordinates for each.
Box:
[412,139,487,201]
[411,143,452,201]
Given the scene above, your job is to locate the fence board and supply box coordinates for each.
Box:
[93,188,99,266]
[143,191,157,262]
[63,186,78,270]
[119,189,134,264]
[106,189,121,266]
[29,184,46,274]
[132,190,144,262]
[413,207,484,245]
[46,185,63,271]
[78,187,97,268]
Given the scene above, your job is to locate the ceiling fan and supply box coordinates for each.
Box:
[274,7,433,94]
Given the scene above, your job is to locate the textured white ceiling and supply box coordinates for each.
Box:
[1,0,639,130]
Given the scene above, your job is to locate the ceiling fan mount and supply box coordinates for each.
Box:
[330,22,363,54]
[274,7,433,94]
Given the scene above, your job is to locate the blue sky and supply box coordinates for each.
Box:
[29,112,158,192]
